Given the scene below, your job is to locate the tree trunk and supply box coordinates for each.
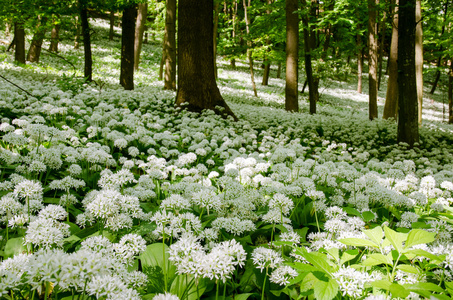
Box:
[243,0,258,97]
[397,0,419,146]
[74,16,80,49]
[164,0,177,90]
[159,36,166,80]
[285,0,299,112]
[120,5,137,90]
[49,23,60,52]
[176,0,236,120]
[109,11,115,41]
[368,0,378,120]
[321,0,334,61]
[302,0,318,114]
[27,16,47,63]
[262,0,272,86]
[357,33,363,93]
[213,1,221,79]
[14,22,25,65]
[377,7,386,90]
[383,0,398,120]
[80,0,92,81]
[134,3,148,71]
[449,62,453,124]
[415,0,423,125]
[430,1,448,95]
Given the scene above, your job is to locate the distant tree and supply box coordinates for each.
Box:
[397,0,419,145]
[134,2,147,71]
[368,0,378,120]
[14,22,25,64]
[383,0,398,120]
[120,3,137,90]
[49,21,61,52]
[27,16,48,62]
[176,0,236,120]
[285,0,299,112]
[80,0,92,81]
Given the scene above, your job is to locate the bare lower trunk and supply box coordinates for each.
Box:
[164,0,177,90]
[109,11,115,41]
[368,0,378,120]
[80,1,92,81]
[49,23,60,52]
[27,16,48,63]
[357,36,363,94]
[449,63,453,124]
[415,0,423,125]
[74,16,80,49]
[213,1,220,79]
[14,22,25,64]
[120,5,137,90]
[285,0,299,112]
[134,3,147,71]
[262,59,270,85]
[243,0,257,97]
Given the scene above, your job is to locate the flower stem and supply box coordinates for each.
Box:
[261,268,268,300]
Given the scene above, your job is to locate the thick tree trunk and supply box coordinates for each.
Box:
[415,0,423,125]
[74,16,80,49]
[262,60,270,85]
[109,11,115,41]
[14,22,25,65]
[243,0,258,97]
[49,23,60,52]
[120,5,137,90]
[80,1,92,81]
[27,16,47,63]
[397,0,419,146]
[176,0,236,120]
[383,0,398,120]
[164,0,177,90]
[213,1,221,79]
[134,3,147,71]
[368,0,378,120]
[285,0,299,112]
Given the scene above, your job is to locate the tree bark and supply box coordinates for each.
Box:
[27,16,47,63]
[377,6,386,90]
[213,1,221,79]
[357,33,363,93]
[262,0,272,86]
[14,22,25,65]
[74,16,80,49]
[109,11,115,41]
[80,0,92,81]
[415,0,423,125]
[397,0,419,146]
[49,23,60,52]
[164,0,177,90]
[383,0,398,120]
[120,5,137,90]
[176,0,236,120]
[302,0,318,114]
[159,36,166,80]
[243,0,258,97]
[449,62,453,124]
[134,3,148,71]
[285,0,299,112]
[368,0,378,120]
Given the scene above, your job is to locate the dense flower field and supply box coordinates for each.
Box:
[1,20,453,300]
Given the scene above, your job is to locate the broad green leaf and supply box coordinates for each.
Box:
[396,264,419,274]
[325,248,339,262]
[300,272,319,292]
[342,207,361,216]
[384,226,407,253]
[170,274,207,300]
[405,282,445,294]
[411,222,430,229]
[362,211,376,222]
[298,250,335,275]
[362,253,393,266]
[390,283,410,298]
[3,237,26,258]
[140,243,176,279]
[338,238,379,248]
[363,226,384,246]
[313,279,339,300]
[289,262,317,273]
[404,229,436,249]
[403,249,443,262]
[371,280,392,291]
[340,249,359,265]
[233,293,257,300]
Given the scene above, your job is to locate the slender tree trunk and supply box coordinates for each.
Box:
[27,16,47,63]
[377,7,386,90]
[80,0,92,81]
[357,33,363,93]
[302,0,317,114]
[120,5,137,90]
[368,0,378,120]
[6,22,12,37]
[230,0,238,68]
[415,0,423,125]
[285,0,299,112]
[164,0,177,90]
[109,11,115,41]
[449,62,453,123]
[74,16,80,49]
[321,0,335,61]
[243,0,258,97]
[430,0,448,95]
[213,1,221,79]
[14,22,25,65]
[262,0,272,86]
[159,36,166,80]
[383,0,399,120]
[49,23,60,52]
[134,3,148,71]
[176,0,236,119]
[397,0,419,146]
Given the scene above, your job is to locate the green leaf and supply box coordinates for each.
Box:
[3,237,26,258]
[411,222,431,229]
[403,249,443,262]
[324,248,339,262]
[140,243,176,279]
[362,253,393,266]
[362,211,375,222]
[340,249,359,265]
[342,207,361,216]
[298,249,335,275]
[404,229,436,249]
[363,226,384,246]
[313,279,338,300]
[170,274,207,300]
[338,238,379,248]
[234,293,258,300]
[300,272,319,292]
[390,283,410,298]
[371,280,392,291]
[384,226,407,253]
[405,282,445,294]
[396,264,419,274]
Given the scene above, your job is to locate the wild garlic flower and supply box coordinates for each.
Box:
[191,189,221,214]
[87,274,128,299]
[269,265,298,285]
[24,216,70,249]
[13,180,43,200]
[333,266,374,298]
[160,194,191,211]
[211,217,256,236]
[113,234,147,265]
[153,292,180,300]
[252,247,283,272]
[268,193,294,216]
